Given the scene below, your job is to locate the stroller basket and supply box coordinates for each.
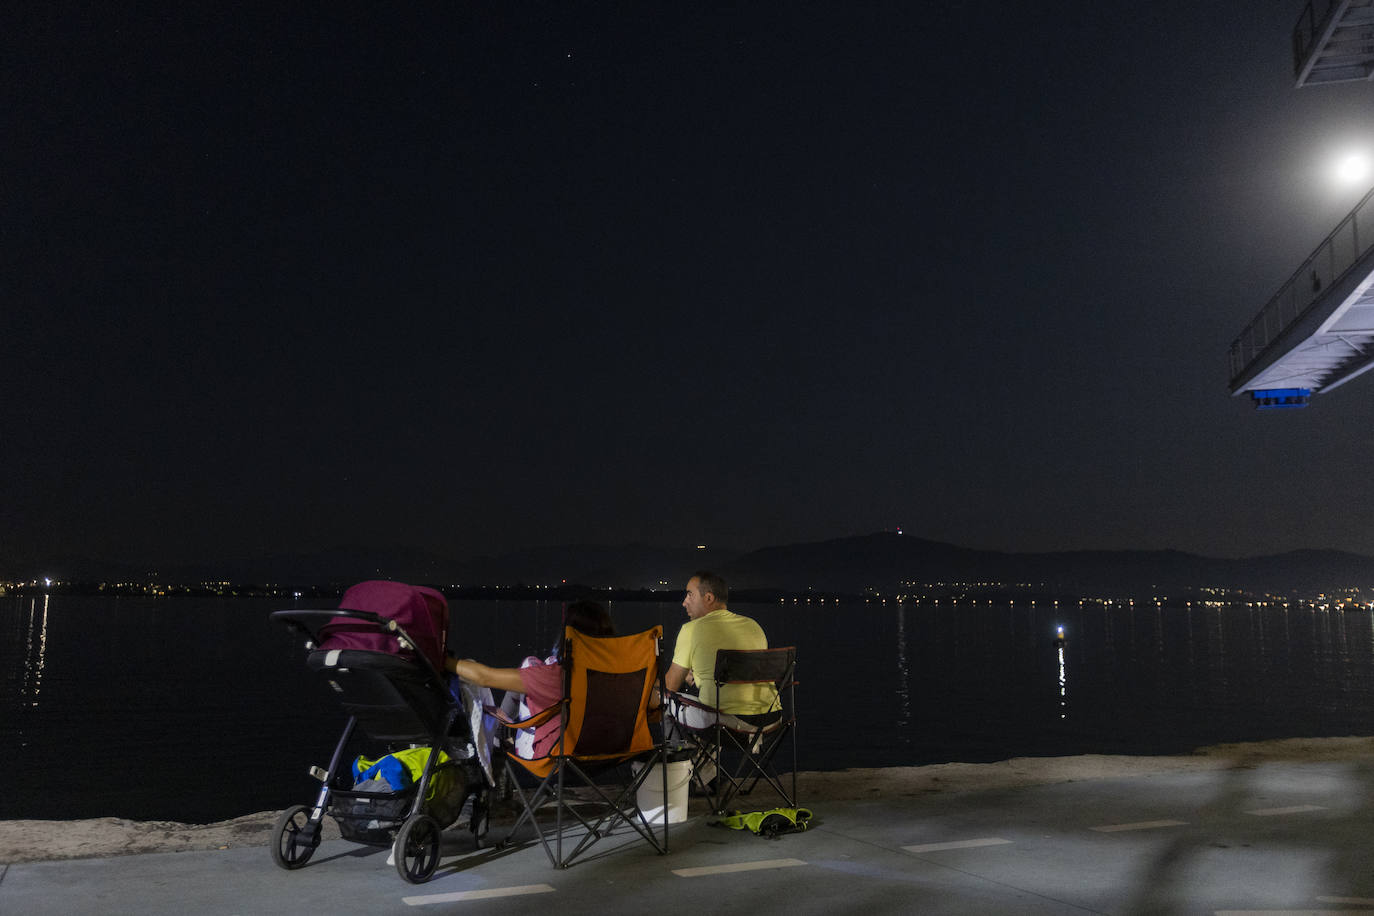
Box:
[336,753,468,846]
[333,785,417,846]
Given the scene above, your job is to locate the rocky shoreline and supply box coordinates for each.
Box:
[4,736,1372,865]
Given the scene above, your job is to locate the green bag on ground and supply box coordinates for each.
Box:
[715,807,813,837]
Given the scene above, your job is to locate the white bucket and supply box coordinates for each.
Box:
[634,759,692,825]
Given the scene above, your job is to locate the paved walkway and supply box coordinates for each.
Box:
[5,757,1374,915]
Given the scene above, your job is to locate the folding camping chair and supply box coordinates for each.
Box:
[496,625,670,868]
[668,646,797,815]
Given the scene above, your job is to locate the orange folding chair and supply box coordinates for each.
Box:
[496,625,670,868]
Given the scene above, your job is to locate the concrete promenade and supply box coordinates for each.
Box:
[4,743,1374,914]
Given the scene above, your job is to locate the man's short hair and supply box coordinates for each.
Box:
[693,570,728,605]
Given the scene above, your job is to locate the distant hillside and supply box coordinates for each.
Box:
[444,543,742,589]
[722,533,1374,596]
[9,533,1374,596]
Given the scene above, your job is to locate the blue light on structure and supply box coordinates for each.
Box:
[1251,388,1311,410]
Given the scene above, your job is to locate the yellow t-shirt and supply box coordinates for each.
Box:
[671,608,775,714]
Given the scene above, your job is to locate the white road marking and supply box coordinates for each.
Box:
[1216,910,1374,915]
[672,858,807,878]
[403,883,557,905]
[1317,897,1374,905]
[1090,819,1188,833]
[903,838,1013,854]
[1244,804,1327,816]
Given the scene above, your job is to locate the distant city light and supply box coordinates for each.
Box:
[696,545,706,549]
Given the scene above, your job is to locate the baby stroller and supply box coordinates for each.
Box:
[269,580,493,883]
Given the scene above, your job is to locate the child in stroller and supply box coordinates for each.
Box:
[269,580,493,884]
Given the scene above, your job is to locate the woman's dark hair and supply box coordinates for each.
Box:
[563,599,615,637]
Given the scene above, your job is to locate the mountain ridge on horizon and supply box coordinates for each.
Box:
[8,532,1374,596]
[722,532,1374,595]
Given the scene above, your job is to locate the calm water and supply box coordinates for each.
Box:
[4,594,1374,823]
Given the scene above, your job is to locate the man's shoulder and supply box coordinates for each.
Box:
[706,607,748,620]
[702,609,765,637]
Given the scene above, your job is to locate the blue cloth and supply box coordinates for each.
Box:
[352,755,411,791]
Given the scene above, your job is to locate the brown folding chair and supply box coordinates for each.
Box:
[495,625,670,868]
[668,646,797,814]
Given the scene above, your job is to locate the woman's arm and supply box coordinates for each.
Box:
[445,657,527,694]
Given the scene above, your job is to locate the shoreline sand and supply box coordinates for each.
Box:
[4,736,1372,865]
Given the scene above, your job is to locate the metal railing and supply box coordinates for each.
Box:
[1293,0,1344,78]
[1228,183,1374,385]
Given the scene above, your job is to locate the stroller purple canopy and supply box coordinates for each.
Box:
[319,580,449,672]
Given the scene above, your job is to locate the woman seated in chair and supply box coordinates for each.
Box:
[445,599,615,759]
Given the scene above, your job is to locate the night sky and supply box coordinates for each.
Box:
[6,2,1374,572]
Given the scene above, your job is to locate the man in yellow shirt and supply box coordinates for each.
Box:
[664,571,774,733]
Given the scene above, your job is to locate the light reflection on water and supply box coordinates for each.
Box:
[3,594,1374,822]
[1057,639,1067,720]
[22,595,49,707]
[895,605,911,739]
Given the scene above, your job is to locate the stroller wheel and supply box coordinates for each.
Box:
[394,814,442,883]
[270,805,318,870]
[470,795,490,848]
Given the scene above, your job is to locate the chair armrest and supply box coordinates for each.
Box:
[485,703,561,730]
[665,690,713,712]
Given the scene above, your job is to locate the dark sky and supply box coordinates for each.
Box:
[5,2,1374,570]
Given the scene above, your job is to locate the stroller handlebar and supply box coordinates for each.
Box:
[270,609,398,649]
[269,609,446,683]
[271,608,386,632]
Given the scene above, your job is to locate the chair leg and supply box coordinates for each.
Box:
[559,760,665,864]
[505,752,673,868]
[716,726,796,811]
[502,761,562,867]
[743,742,793,803]
[564,757,674,867]
[555,758,565,867]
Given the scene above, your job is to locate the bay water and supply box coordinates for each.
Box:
[4,594,1374,824]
